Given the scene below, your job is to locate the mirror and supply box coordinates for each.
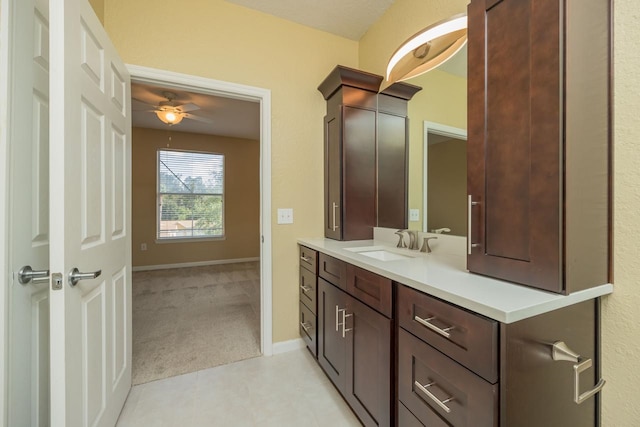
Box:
[405,46,467,236]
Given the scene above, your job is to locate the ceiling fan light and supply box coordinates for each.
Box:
[156,109,185,125]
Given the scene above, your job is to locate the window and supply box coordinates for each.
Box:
[157,149,224,240]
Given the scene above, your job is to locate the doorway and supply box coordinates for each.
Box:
[127,66,273,381]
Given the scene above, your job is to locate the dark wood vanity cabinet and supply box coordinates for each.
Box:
[318,65,421,241]
[317,258,393,427]
[466,0,612,293]
[298,246,318,356]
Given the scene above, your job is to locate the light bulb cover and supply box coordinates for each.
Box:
[384,13,467,87]
[155,108,185,125]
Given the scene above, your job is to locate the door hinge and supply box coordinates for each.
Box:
[261,235,264,243]
[51,273,63,291]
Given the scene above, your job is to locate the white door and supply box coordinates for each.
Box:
[49,0,132,426]
[6,0,51,425]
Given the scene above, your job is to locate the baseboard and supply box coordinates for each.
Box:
[132,257,260,272]
[272,338,305,355]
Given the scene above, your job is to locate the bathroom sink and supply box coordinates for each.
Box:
[344,246,413,261]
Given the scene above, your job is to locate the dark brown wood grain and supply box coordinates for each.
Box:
[317,278,348,391]
[466,0,611,293]
[346,263,393,318]
[345,294,392,427]
[299,301,317,357]
[299,267,317,315]
[398,329,498,427]
[319,253,347,290]
[397,284,498,384]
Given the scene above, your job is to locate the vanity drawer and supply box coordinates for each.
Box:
[299,245,318,274]
[299,301,317,357]
[299,267,317,314]
[398,402,437,427]
[398,329,498,427]
[319,253,347,290]
[346,264,392,318]
[397,285,498,383]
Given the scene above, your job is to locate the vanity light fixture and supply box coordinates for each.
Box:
[384,13,467,88]
[155,108,185,125]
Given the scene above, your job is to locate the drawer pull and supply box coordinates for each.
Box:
[332,202,340,231]
[300,255,312,263]
[414,381,454,414]
[414,315,455,338]
[300,321,312,332]
[300,284,312,293]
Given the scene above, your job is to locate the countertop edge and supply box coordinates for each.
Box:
[297,238,613,324]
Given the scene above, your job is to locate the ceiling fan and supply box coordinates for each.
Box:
[133,91,214,126]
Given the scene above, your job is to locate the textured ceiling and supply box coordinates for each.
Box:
[225,0,395,40]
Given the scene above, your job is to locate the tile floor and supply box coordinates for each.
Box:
[116,348,361,426]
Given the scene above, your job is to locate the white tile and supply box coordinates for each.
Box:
[117,349,362,426]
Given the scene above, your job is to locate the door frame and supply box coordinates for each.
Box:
[0,0,14,421]
[127,65,273,356]
[422,121,467,232]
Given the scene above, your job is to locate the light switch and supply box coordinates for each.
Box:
[409,209,420,221]
[277,208,294,224]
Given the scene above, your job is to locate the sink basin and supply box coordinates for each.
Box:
[344,246,413,261]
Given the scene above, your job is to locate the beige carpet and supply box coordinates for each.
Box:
[132,262,261,385]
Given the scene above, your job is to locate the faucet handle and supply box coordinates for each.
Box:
[420,236,438,253]
[395,231,407,248]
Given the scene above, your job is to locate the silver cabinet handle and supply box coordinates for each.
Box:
[332,202,339,231]
[414,315,455,339]
[467,195,480,255]
[414,381,454,413]
[17,265,50,285]
[551,341,606,405]
[300,284,312,293]
[300,321,312,333]
[335,305,341,332]
[342,309,353,338]
[300,255,312,263]
[68,268,102,287]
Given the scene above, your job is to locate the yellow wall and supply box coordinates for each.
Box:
[131,127,259,267]
[88,0,104,24]
[104,0,358,342]
[603,0,640,424]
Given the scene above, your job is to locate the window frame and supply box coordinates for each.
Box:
[155,148,226,242]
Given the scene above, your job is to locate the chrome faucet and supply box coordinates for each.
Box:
[397,229,419,250]
[394,230,407,248]
[420,236,438,253]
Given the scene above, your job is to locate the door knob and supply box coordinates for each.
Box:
[17,265,50,285]
[68,268,102,287]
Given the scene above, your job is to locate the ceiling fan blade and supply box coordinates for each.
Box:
[176,103,200,113]
[132,97,157,111]
[184,113,214,124]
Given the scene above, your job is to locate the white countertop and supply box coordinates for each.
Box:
[297,237,613,324]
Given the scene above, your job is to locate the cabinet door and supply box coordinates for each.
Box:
[345,295,392,427]
[325,109,342,240]
[317,278,348,392]
[467,0,562,292]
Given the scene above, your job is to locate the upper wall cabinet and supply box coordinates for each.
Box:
[467,0,611,293]
[318,66,421,241]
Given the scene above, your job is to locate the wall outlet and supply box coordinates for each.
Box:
[277,208,294,224]
[409,209,420,221]
[141,243,147,251]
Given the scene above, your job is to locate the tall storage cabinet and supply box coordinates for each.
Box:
[466,0,612,293]
[318,66,421,241]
